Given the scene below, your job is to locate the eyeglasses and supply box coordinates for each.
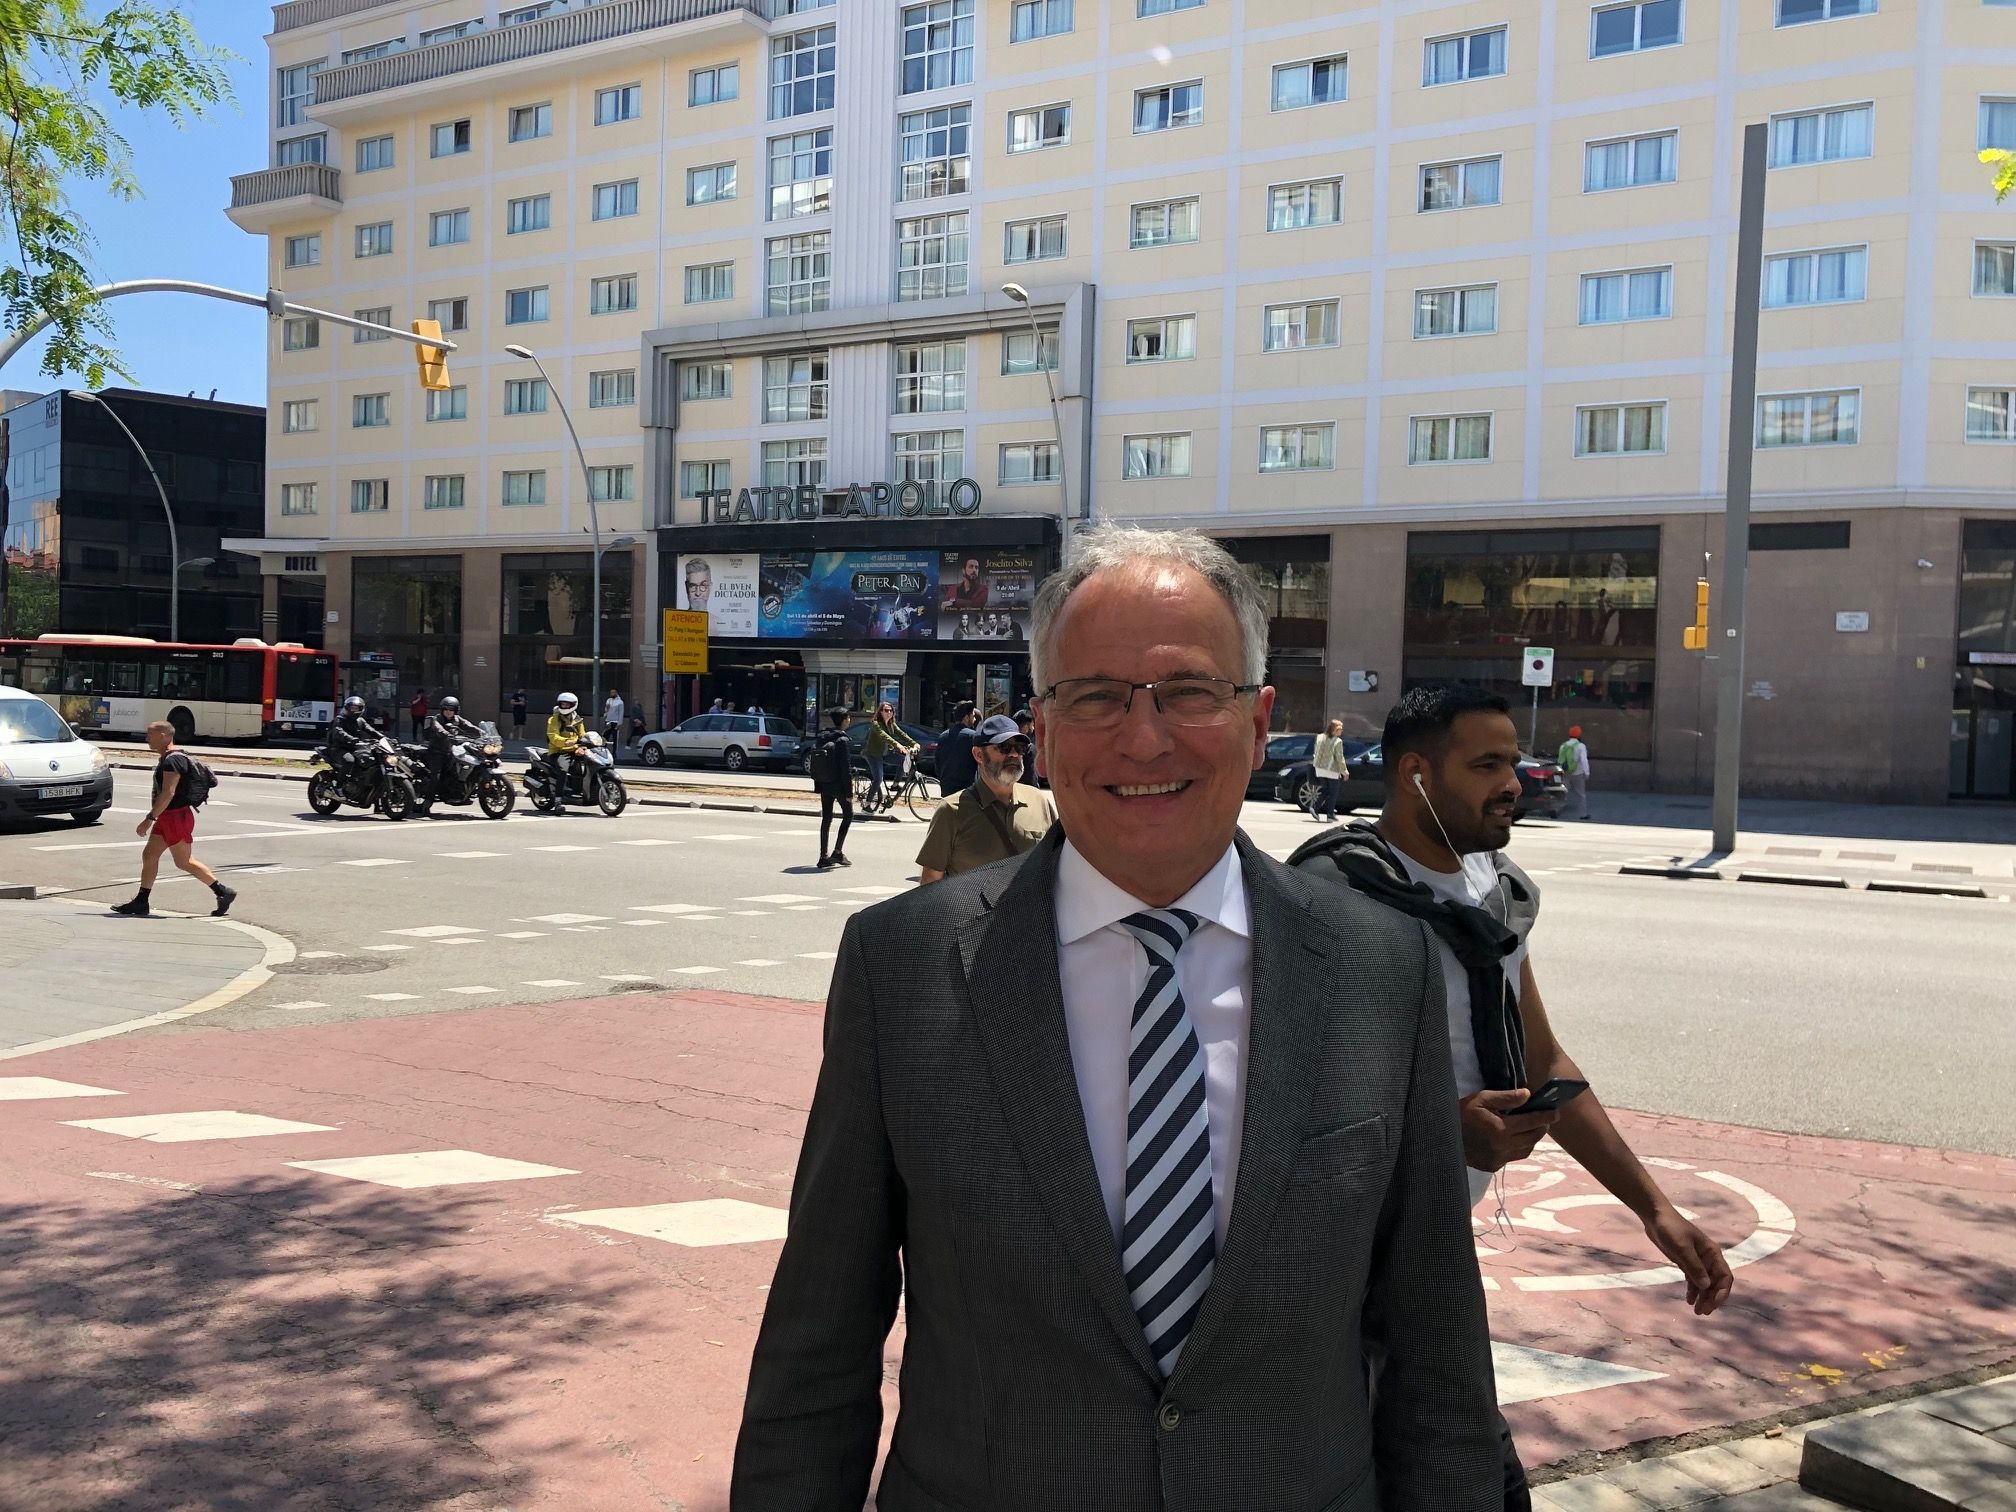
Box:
[985,737,1032,757]
[1039,676,1259,730]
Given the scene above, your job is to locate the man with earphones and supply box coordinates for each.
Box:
[1292,684,1732,1512]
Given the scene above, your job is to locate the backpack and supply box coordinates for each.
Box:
[172,752,219,808]
[808,733,846,787]
[1556,740,1580,775]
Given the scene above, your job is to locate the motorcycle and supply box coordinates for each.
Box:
[307,733,421,820]
[522,730,627,817]
[403,724,516,820]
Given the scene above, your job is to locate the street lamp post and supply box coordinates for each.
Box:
[1000,284,1072,563]
[505,344,609,719]
[73,391,184,641]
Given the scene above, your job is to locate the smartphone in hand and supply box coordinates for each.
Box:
[1502,1077,1589,1117]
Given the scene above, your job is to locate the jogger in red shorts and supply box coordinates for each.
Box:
[111,721,236,918]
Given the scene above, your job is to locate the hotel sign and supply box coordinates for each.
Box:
[696,478,984,525]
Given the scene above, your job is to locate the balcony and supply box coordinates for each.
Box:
[306,0,764,119]
[225,161,342,233]
[272,0,404,29]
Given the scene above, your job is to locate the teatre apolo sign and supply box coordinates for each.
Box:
[694,477,983,525]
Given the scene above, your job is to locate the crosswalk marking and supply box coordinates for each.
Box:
[0,1077,124,1101]
[550,1198,788,1248]
[495,931,547,939]
[735,959,783,967]
[365,992,421,1002]
[525,978,581,987]
[631,903,715,915]
[623,918,668,928]
[362,944,413,953]
[671,966,725,976]
[289,1150,578,1190]
[442,850,505,859]
[612,838,680,846]
[529,844,596,853]
[600,974,654,983]
[386,925,485,938]
[64,1110,339,1143]
[442,985,499,995]
[739,893,820,904]
[523,913,609,924]
[271,1001,328,1012]
[339,858,409,868]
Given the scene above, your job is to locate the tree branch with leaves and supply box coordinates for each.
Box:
[1985,149,2016,204]
[0,1,231,385]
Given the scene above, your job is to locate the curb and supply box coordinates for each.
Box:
[1619,864,1723,880]
[1735,870,1850,889]
[1866,878,1990,899]
[0,882,34,900]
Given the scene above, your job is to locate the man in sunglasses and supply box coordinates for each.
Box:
[914,713,1056,883]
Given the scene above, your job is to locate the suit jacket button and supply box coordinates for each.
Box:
[1157,1403,1182,1432]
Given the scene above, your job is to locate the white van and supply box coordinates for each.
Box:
[0,684,114,826]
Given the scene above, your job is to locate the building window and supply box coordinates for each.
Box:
[1002,326,1058,373]
[507,194,550,234]
[425,386,468,422]
[683,263,733,305]
[1585,130,1677,190]
[767,232,832,314]
[281,399,318,434]
[506,286,550,324]
[772,0,835,15]
[282,317,319,351]
[1259,423,1335,472]
[1134,81,1203,132]
[688,65,736,107]
[353,306,391,343]
[428,208,470,246]
[764,352,830,421]
[686,163,736,206]
[501,469,547,506]
[1420,155,1502,210]
[423,475,466,510]
[418,20,476,43]
[1777,0,1873,22]
[508,103,553,141]
[597,83,644,123]
[1267,177,1342,231]
[770,28,836,118]
[1763,246,1866,307]
[277,61,323,128]
[276,134,325,166]
[894,341,966,413]
[1272,54,1346,110]
[426,296,469,333]
[1758,390,1859,446]
[682,460,732,498]
[1980,98,2016,152]
[896,212,969,301]
[1770,103,1872,166]
[901,0,974,94]
[588,465,636,502]
[500,3,554,23]
[1264,299,1341,351]
[1409,413,1493,463]
[683,362,733,401]
[352,393,389,428]
[1011,0,1072,41]
[1123,433,1192,479]
[893,429,963,487]
[768,129,832,218]
[342,40,394,63]
[899,104,971,199]
[591,273,640,314]
[1140,0,1202,11]
[594,178,642,219]
[280,481,318,516]
[1965,388,2016,442]
[1414,283,1498,337]
[999,441,1060,484]
[1130,197,1200,247]
[1580,267,1672,324]
[762,438,827,489]
[503,377,548,415]
[354,221,393,258]
[590,369,638,408]
[1975,242,2016,296]
[1591,0,1681,57]
[1007,102,1070,153]
[1127,314,1196,362]
[1424,26,1505,85]
[284,234,320,268]
[350,479,389,513]
[1005,215,1067,264]
[430,119,472,157]
[1576,401,1667,455]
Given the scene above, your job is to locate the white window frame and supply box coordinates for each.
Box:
[1973,240,2016,298]
[892,429,965,488]
[1258,422,1336,472]
[1002,326,1059,374]
[1266,176,1343,232]
[682,362,734,401]
[1756,388,1861,447]
[1980,97,2016,153]
[1578,265,1674,325]
[425,296,468,333]
[281,400,318,434]
[683,263,733,305]
[588,465,637,503]
[593,178,642,220]
[282,317,319,351]
[502,377,548,416]
[681,460,732,499]
[590,273,640,315]
[1007,102,1071,154]
[686,163,737,207]
[505,286,550,325]
[422,474,466,510]
[1408,413,1494,464]
[1125,314,1197,363]
[427,208,470,246]
[767,129,832,219]
[354,221,394,258]
[900,0,975,95]
[352,307,391,344]
[1010,0,1072,42]
[1769,101,1874,167]
[1262,298,1341,352]
[1133,81,1203,133]
[1422,26,1506,86]
[764,352,831,422]
[761,438,828,490]
[507,102,553,142]
[688,65,736,108]
[899,104,972,200]
[767,232,832,315]
[283,234,320,268]
[998,440,1060,485]
[279,481,318,516]
[1964,388,2016,443]
[1122,432,1193,480]
[1584,128,1679,192]
[597,83,645,124]
[355,134,394,173]
[1413,283,1499,338]
[507,194,551,234]
[350,479,389,514]
[429,119,472,157]
[1589,0,1683,59]
[1139,0,1203,12]
[1761,244,1868,309]
[590,369,639,409]
[424,386,468,423]
[1775,0,1874,24]
[893,340,967,414]
[1129,197,1200,248]
[352,393,389,429]
[1574,399,1669,457]
[1004,215,1067,264]
[1419,155,1502,211]
[501,469,547,506]
[770,26,836,118]
[1271,53,1347,112]
[895,212,969,302]
[275,133,326,167]
[277,62,322,128]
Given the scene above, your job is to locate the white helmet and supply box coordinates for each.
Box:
[556,692,578,710]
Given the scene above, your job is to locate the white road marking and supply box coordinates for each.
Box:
[739,893,821,904]
[695,833,759,841]
[730,910,772,917]
[298,950,342,960]
[431,937,481,946]
[523,913,609,925]
[798,951,838,960]
[839,885,908,897]
[1491,1342,1666,1405]
[228,819,319,833]
[528,844,597,853]
[549,1198,788,1248]
[783,904,824,912]
[600,974,655,983]
[441,985,499,995]
[338,858,410,868]
[386,924,486,938]
[270,1001,328,1012]
[495,931,548,939]
[365,992,422,1002]
[362,944,413,953]
[561,925,608,932]
[63,1110,339,1143]
[735,959,783,967]
[671,966,725,976]
[623,919,668,928]
[289,1150,578,1190]
[631,903,716,915]
[442,850,505,859]
[525,978,582,987]
[612,838,681,846]
[0,1077,124,1101]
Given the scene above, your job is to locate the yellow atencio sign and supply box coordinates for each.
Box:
[662,608,709,674]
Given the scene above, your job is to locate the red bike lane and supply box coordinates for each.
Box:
[0,990,2010,1509]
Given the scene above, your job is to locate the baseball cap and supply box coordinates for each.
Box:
[975,714,1025,747]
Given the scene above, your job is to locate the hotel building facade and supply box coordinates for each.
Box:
[227,0,2016,800]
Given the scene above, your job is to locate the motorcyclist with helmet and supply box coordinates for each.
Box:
[329,694,378,778]
[422,694,485,798]
[547,691,589,796]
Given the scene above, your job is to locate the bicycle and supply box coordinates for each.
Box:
[857,755,933,819]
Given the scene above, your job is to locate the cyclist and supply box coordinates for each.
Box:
[861,702,919,811]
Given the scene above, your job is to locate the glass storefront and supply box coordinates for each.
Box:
[1953,519,2016,799]
[500,552,634,714]
[1404,526,1659,762]
[1226,536,1331,733]
[352,556,463,697]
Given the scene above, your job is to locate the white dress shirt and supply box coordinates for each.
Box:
[1054,839,1252,1250]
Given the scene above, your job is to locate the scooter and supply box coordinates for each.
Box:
[522,730,627,817]
[307,734,420,820]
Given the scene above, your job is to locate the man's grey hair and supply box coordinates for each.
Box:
[1030,523,1270,691]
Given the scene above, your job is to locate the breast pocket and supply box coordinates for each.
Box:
[1288,1113,1387,1186]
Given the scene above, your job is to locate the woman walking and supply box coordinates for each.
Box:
[1311,716,1348,822]
[861,701,919,812]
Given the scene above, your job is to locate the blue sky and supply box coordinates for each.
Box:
[10,2,276,406]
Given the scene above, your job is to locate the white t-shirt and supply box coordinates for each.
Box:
[1394,849,1529,1208]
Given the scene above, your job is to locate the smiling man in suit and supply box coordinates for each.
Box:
[732,523,1502,1512]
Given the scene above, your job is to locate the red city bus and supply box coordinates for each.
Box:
[0,635,340,744]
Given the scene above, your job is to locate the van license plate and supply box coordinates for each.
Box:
[40,785,83,799]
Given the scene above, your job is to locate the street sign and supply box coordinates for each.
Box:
[1522,647,1555,687]
[661,608,709,674]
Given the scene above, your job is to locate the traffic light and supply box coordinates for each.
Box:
[1682,577,1710,650]
[411,318,450,391]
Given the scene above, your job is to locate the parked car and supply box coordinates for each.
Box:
[1249,732,1316,799]
[637,712,802,772]
[1275,744,1567,820]
[1514,753,1568,818]
[798,718,940,778]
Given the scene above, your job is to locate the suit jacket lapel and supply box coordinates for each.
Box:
[958,835,1163,1384]
[1170,833,1332,1387]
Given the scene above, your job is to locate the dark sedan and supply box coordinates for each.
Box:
[1275,745,1566,819]
[1249,732,1316,799]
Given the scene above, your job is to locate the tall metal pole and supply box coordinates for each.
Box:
[510,347,603,721]
[78,392,182,641]
[1713,122,1769,854]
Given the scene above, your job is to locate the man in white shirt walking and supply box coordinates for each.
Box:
[1557,724,1591,820]
[603,689,626,748]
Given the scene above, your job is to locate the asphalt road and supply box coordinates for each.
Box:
[3,769,2011,1156]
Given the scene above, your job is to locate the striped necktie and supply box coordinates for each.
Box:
[1116,907,1214,1378]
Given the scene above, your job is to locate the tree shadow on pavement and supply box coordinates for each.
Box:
[0,1174,642,1512]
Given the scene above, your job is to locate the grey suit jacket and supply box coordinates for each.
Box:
[732,831,1501,1512]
